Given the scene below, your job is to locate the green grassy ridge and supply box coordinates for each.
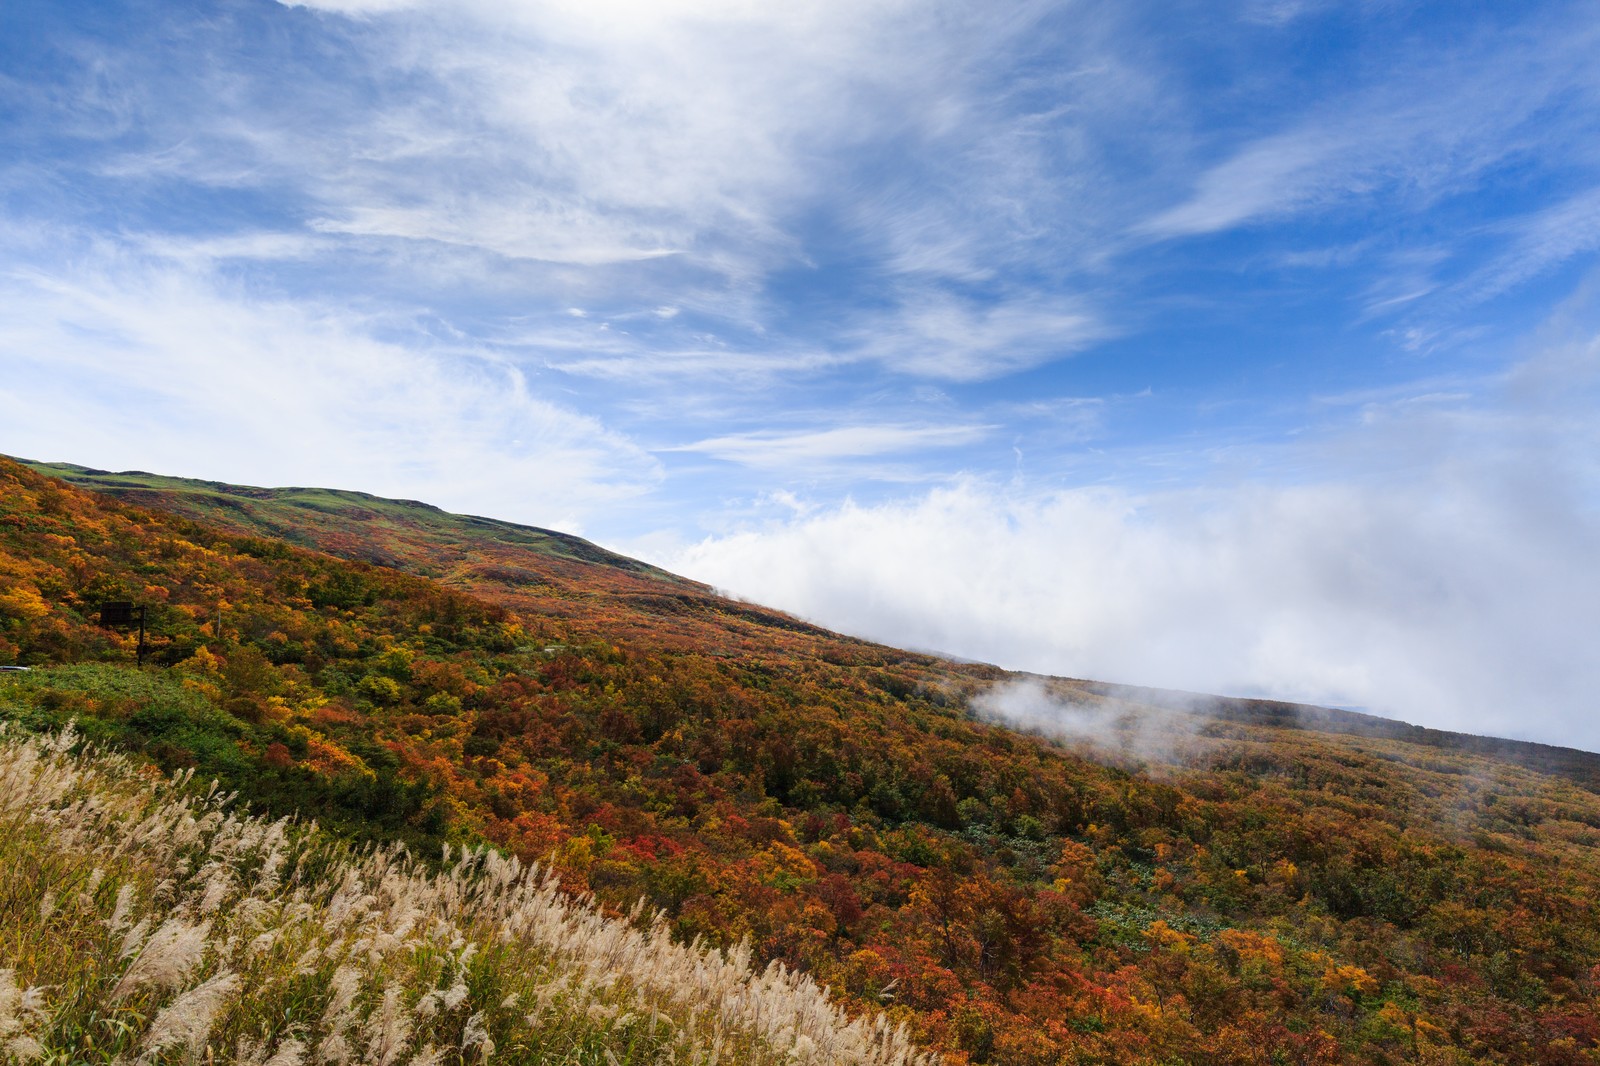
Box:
[19,458,688,583]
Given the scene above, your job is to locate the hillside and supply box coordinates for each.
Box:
[30,459,1600,798]
[0,724,931,1066]
[1086,683,1600,796]
[20,460,872,656]
[5,455,1600,1064]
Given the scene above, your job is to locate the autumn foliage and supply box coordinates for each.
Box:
[4,456,1600,1064]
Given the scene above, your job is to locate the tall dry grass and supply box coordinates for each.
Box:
[0,725,937,1066]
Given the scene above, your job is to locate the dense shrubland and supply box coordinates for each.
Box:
[0,724,931,1065]
[5,456,1600,1063]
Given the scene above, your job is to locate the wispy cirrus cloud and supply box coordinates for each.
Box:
[274,0,1000,275]
[848,293,1113,381]
[97,0,1130,385]
[1459,186,1600,305]
[673,423,993,469]
[1140,10,1600,239]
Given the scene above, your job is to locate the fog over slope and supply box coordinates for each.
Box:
[671,339,1600,752]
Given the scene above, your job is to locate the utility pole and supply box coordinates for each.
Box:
[99,602,149,665]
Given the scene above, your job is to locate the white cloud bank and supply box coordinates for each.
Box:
[669,340,1600,750]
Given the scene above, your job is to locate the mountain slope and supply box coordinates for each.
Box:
[0,723,932,1066]
[20,459,870,656]
[1089,682,1600,795]
[5,456,1600,1064]
[22,460,677,579]
[33,457,1600,796]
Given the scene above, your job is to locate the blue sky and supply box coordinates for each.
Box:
[4,0,1600,746]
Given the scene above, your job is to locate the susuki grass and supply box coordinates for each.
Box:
[0,725,937,1066]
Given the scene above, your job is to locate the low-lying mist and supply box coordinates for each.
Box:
[672,340,1600,752]
[970,677,1213,767]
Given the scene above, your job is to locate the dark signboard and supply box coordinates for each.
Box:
[100,601,138,626]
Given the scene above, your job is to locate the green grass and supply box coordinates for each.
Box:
[0,665,452,852]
